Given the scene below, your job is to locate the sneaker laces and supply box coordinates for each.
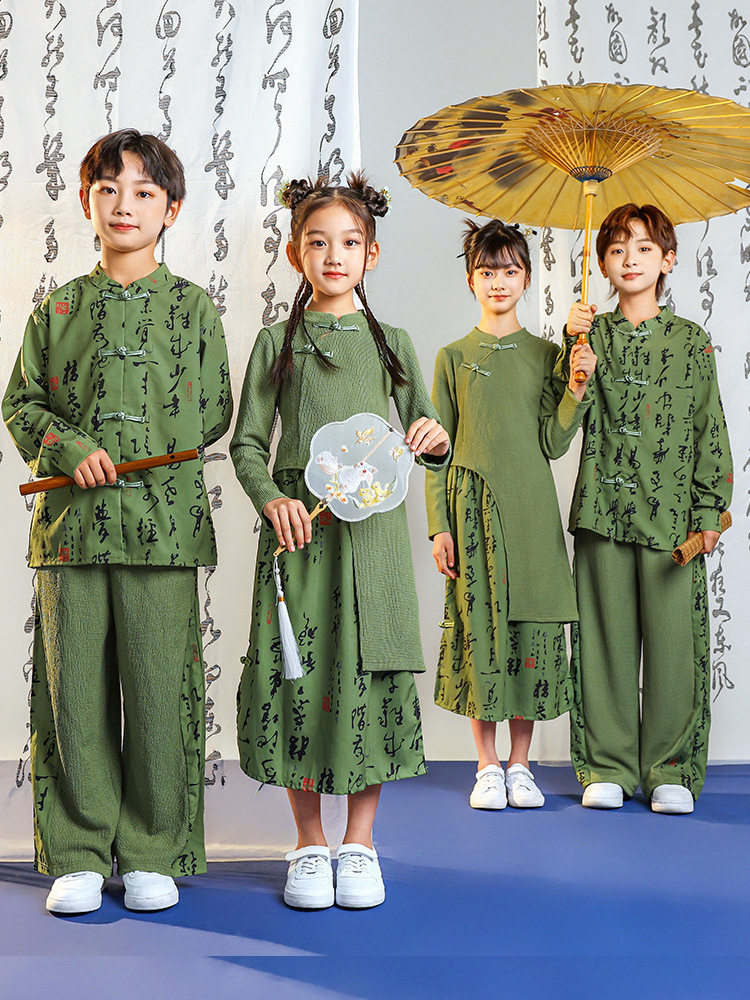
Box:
[338,853,371,876]
[296,854,328,877]
[478,772,504,791]
[508,767,534,789]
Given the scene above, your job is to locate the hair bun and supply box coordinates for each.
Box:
[280,177,314,210]
[346,170,390,217]
[361,185,389,218]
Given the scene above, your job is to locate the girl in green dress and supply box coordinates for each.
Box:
[426,220,596,811]
[231,174,450,910]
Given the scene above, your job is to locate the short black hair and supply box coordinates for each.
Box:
[80,128,186,206]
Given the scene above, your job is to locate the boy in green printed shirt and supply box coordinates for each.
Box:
[562,203,732,815]
[3,130,232,913]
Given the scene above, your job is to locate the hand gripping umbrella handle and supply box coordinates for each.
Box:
[19,448,201,495]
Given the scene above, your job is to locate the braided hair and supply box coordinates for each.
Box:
[271,171,406,387]
[462,219,531,287]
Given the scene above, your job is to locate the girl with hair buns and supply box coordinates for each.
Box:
[425,219,596,811]
[231,172,449,910]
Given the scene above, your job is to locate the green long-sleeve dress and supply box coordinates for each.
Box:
[425,328,590,722]
[231,310,450,794]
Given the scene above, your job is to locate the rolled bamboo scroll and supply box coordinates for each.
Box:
[672,511,732,566]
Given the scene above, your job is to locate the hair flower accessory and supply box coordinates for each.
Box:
[380,186,392,212]
[277,179,291,207]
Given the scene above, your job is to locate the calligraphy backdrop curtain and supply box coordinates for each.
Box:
[0,0,360,857]
[536,0,750,761]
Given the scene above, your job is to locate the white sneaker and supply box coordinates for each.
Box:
[651,784,694,815]
[122,871,179,911]
[469,764,507,809]
[505,763,545,808]
[45,871,104,914]
[335,843,385,909]
[581,782,624,809]
[283,846,334,909]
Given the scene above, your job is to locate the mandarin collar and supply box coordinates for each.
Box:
[611,305,673,336]
[302,309,367,332]
[466,326,531,347]
[88,262,173,295]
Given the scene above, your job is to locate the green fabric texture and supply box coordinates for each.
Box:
[425,327,589,622]
[230,310,450,673]
[237,470,426,794]
[3,264,233,567]
[434,468,573,722]
[569,530,710,800]
[557,307,732,550]
[31,566,206,877]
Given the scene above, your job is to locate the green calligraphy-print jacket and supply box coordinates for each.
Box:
[3,264,233,567]
[557,306,732,551]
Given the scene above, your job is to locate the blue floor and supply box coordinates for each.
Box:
[2,762,750,998]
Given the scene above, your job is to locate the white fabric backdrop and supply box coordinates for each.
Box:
[0,0,361,855]
[537,0,750,760]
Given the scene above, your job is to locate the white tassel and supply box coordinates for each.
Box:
[273,555,305,681]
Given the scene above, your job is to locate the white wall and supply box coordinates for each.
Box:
[357,2,568,763]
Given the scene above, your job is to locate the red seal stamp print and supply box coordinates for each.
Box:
[58,547,70,562]
[187,381,193,401]
[302,778,315,792]
[525,657,536,669]
[49,377,59,391]
[55,302,69,314]
[320,509,332,526]
[43,431,59,446]
[322,697,331,712]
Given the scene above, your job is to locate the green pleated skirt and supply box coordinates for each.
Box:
[435,467,573,722]
[237,470,426,794]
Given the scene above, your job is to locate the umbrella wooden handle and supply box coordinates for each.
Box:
[574,179,598,384]
[672,511,732,566]
[273,499,330,558]
[19,448,201,495]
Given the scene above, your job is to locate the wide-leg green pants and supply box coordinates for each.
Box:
[31,566,207,877]
[569,529,710,800]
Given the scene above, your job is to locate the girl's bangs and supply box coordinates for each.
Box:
[474,247,524,271]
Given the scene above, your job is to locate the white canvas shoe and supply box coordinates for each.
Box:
[651,784,694,815]
[283,846,334,909]
[581,782,624,809]
[469,764,507,809]
[45,871,104,914]
[122,871,179,911]
[335,844,385,909]
[505,763,545,808]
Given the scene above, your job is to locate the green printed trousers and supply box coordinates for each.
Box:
[569,530,711,800]
[31,566,207,877]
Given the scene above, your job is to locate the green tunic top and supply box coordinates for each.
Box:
[230,310,450,673]
[3,264,233,567]
[425,327,590,623]
[557,306,732,550]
